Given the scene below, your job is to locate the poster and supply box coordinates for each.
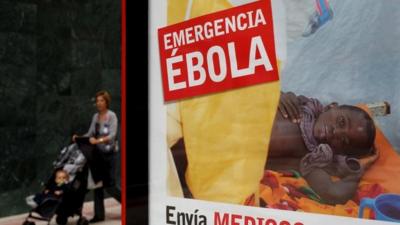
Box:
[150,0,400,225]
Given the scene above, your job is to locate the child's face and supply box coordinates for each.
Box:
[55,171,68,185]
[313,107,370,155]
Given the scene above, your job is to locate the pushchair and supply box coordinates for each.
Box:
[23,143,90,225]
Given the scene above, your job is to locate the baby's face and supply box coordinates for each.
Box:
[55,171,68,185]
[313,107,369,155]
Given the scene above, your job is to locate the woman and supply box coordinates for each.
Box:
[73,90,121,223]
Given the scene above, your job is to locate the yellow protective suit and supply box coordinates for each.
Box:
[167,0,286,204]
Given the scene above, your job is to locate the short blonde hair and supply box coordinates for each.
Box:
[96,90,111,108]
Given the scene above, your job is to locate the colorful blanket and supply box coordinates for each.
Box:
[244,106,400,219]
[244,170,385,219]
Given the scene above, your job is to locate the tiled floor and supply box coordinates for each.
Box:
[0,198,120,225]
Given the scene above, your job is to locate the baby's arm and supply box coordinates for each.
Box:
[304,168,360,205]
[359,148,379,171]
[54,185,68,196]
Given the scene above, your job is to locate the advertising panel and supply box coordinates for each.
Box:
[150,1,400,224]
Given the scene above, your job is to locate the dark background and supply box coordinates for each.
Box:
[125,0,149,224]
[0,0,121,217]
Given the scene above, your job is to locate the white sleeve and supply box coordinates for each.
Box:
[84,114,97,137]
[107,112,118,141]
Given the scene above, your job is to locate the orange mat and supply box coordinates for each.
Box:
[250,105,400,218]
[359,105,400,194]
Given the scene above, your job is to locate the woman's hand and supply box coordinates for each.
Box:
[89,137,106,145]
[72,134,78,142]
[89,137,98,145]
[278,92,302,123]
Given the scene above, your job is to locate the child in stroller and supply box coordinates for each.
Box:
[26,170,69,208]
[23,143,90,225]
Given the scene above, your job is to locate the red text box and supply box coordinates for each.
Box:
[158,0,279,101]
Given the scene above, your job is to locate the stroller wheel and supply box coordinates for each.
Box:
[77,217,89,225]
[22,221,35,225]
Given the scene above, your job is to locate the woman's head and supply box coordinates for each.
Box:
[95,90,111,112]
[313,104,376,157]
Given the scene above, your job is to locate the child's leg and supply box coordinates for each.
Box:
[25,195,38,208]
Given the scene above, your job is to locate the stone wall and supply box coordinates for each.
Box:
[0,0,120,217]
